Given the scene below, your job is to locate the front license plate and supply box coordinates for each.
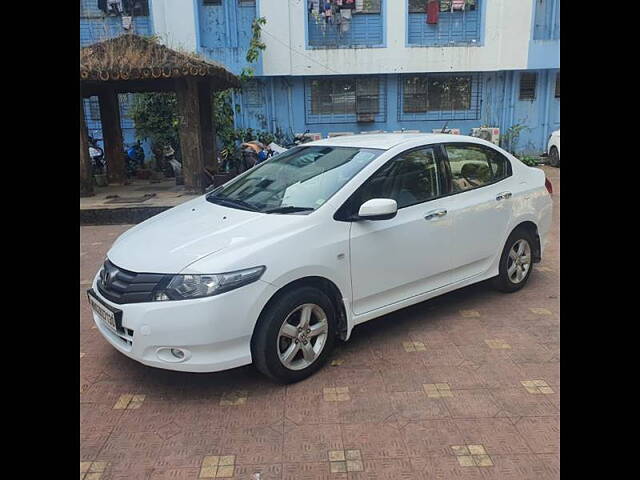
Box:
[87,289,121,332]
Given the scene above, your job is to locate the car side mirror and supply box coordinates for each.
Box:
[357,198,398,221]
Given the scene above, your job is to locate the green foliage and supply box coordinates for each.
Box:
[517,155,540,167]
[130,92,179,155]
[130,17,268,172]
[500,123,529,154]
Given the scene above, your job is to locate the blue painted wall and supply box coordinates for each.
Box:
[235,69,559,154]
[533,0,559,40]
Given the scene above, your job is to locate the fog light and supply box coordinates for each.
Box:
[170,348,184,359]
[154,292,170,301]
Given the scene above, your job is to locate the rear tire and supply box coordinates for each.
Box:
[252,286,337,383]
[492,228,535,293]
[549,147,560,167]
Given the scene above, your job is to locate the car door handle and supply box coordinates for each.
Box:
[496,191,512,201]
[424,209,447,220]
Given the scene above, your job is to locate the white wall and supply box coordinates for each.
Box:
[151,0,199,53]
[258,0,534,76]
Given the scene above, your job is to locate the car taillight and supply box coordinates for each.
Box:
[545,177,553,195]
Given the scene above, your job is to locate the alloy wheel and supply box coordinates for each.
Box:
[277,303,329,371]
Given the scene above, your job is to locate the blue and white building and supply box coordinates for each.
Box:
[81,0,560,154]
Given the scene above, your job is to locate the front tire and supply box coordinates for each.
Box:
[549,146,560,167]
[252,286,337,383]
[492,229,535,293]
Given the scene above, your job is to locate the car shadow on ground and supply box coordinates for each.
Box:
[103,278,504,393]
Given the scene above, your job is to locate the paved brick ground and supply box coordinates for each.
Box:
[80,167,559,480]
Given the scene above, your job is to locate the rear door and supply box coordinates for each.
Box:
[440,143,515,282]
[347,146,454,315]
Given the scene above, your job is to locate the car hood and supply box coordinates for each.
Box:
[107,196,304,274]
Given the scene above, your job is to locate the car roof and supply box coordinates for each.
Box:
[304,133,483,150]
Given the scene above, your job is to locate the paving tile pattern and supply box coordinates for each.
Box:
[80,167,560,478]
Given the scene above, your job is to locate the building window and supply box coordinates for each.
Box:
[243,79,263,107]
[203,0,222,5]
[93,0,150,16]
[554,72,560,98]
[88,98,101,121]
[239,0,256,5]
[305,76,387,124]
[519,73,537,101]
[399,73,480,121]
[408,0,481,46]
[403,75,472,113]
[307,0,384,48]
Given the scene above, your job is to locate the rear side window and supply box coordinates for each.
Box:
[356,147,441,209]
[444,144,511,193]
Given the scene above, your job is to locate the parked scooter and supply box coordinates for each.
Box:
[125,141,145,178]
[283,129,315,148]
[88,134,105,174]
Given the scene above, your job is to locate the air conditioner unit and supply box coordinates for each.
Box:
[471,127,500,145]
[295,132,322,142]
[328,132,354,138]
[432,128,461,135]
[356,113,375,123]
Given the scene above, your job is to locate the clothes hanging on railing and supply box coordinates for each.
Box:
[340,8,352,33]
[427,0,440,24]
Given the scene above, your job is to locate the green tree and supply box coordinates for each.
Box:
[130,92,179,165]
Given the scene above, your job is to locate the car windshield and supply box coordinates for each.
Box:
[207,146,383,213]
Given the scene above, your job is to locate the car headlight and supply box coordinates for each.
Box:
[153,266,266,301]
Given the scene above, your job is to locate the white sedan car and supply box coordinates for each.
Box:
[88,134,553,383]
[547,129,560,167]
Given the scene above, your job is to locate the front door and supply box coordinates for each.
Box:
[348,146,454,315]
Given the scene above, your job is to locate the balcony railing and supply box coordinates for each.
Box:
[408,0,482,46]
[307,1,384,49]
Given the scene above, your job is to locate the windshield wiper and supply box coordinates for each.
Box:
[263,206,315,214]
[207,196,259,212]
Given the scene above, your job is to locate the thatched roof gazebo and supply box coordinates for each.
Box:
[80,34,240,196]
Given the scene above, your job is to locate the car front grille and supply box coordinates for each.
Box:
[97,259,168,304]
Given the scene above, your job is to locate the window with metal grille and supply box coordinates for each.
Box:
[403,75,472,113]
[243,79,263,107]
[91,0,150,16]
[399,73,481,121]
[555,72,560,98]
[239,0,256,6]
[409,0,478,13]
[88,97,101,121]
[519,73,537,101]
[305,76,386,124]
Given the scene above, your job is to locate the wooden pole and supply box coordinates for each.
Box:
[98,88,126,185]
[176,77,205,193]
[80,98,94,197]
[198,80,217,172]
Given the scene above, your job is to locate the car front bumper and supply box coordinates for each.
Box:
[88,275,277,373]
